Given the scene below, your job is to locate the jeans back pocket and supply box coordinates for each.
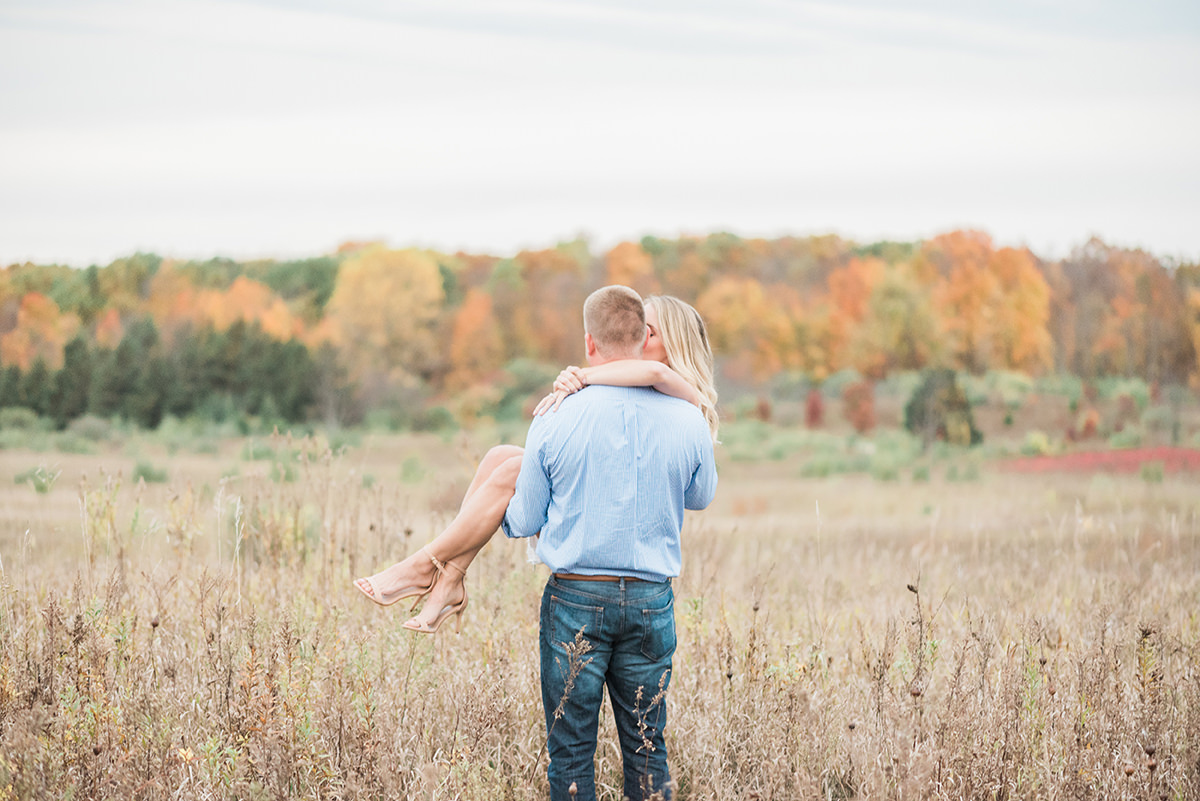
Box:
[639,594,676,662]
[548,595,604,654]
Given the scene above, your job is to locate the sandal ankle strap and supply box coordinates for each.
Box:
[426,552,466,577]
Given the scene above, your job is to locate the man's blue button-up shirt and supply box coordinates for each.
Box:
[502,384,717,582]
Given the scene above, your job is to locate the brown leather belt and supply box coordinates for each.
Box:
[553,573,641,582]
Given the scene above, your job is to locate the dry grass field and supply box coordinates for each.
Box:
[0,424,1197,800]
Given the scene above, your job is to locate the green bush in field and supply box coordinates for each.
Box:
[1021,430,1056,456]
[1034,373,1084,403]
[869,454,902,481]
[1094,377,1150,409]
[400,456,426,483]
[54,434,95,455]
[0,428,51,451]
[0,407,43,431]
[66,414,115,442]
[945,463,982,482]
[327,429,362,454]
[1140,461,1165,483]
[874,371,921,400]
[133,461,168,483]
[799,456,834,478]
[820,368,864,399]
[270,459,297,483]
[14,465,60,493]
[1140,404,1173,433]
[872,429,921,459]
[1108,427,1142,449]
[721,422,843,463]
[242,439,276,461]
[904,369,982,447]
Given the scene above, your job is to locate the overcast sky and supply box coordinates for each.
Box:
[1,0,1198,267]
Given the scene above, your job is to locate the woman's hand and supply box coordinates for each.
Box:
[533,366,588,416]
[552,366,587,395]
[533,390,568,416]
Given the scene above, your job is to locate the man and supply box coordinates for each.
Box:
[503,285,717,801]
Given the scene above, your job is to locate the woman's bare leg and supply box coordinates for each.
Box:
[354,445,523,602]
[403,453,522,629]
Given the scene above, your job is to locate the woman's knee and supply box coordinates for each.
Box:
[488,455,523,492]
[480,444,523,472]
[472,443,520,474]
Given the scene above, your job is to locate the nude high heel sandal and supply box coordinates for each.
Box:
[402,558,468,634]
[354,547,439,608]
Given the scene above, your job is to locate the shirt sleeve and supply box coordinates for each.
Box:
[501,418,553,539]
[684,433,718,511]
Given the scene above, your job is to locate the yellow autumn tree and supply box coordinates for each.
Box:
[323,248,446,388]
[849,265,941,377]
[696,277,799,382]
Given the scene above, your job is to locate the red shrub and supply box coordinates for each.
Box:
[842,380,876,434]
[755,396,772,423]
[805,389,824,429]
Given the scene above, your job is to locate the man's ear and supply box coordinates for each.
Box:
[642,326,651,350]
[585,333,597,359]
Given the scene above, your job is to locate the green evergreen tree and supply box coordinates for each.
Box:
[50,335,93,428]
[89,318,160,419]
[18,358,53,417]
[0,365,22,408]
[127,355,173,428]
[162,327,209,418]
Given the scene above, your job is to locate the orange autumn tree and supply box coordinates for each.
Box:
[921,231,1052,374]
[446,288,504,392]
[0,292,80,370]
[696,276,801,382]
[1189,287,1200,388]
[1056,239,1191,380]
[651,238,711,300]
[605,241,659,296]
[144,267,302,342]
[987,247,1053,373]
[144,263,200,336]
[93,308,124,349]
[195,276,301,341]
[825,256,885,371]
[923,231,1000,373]
[489,247,587,367]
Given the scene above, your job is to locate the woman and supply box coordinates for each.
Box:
[354,295,718,633]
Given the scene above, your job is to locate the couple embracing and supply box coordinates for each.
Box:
[357,285,718,800]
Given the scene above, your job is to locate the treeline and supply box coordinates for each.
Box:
[0,319,320,430]
[1,231,1197,430]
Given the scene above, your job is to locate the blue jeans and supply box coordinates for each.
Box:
[540,576,676,801]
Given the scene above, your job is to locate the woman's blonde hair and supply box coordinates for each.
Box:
[645,295,720,440]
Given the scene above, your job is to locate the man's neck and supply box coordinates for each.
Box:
[588,351,639,367]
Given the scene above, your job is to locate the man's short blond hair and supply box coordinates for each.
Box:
[583,285,646,357]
